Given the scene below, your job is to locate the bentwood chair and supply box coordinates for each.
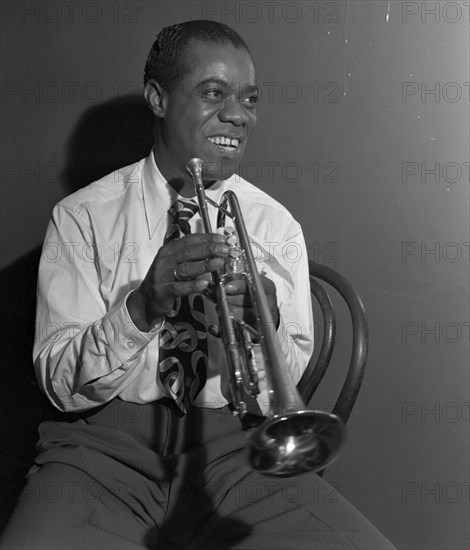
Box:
[297,260,369,427]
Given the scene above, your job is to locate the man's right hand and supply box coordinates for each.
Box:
[127,233,229,332]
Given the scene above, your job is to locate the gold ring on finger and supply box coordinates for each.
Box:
[173,267,185,282]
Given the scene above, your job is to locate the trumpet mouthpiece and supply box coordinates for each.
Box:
[186,158,203,176]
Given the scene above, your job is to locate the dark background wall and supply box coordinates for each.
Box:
[1,1,468,548]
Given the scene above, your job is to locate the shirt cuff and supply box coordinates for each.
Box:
[275,315,302,385]
[103,291,163,362]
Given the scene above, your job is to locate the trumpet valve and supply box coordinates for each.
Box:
[223,226,244,277]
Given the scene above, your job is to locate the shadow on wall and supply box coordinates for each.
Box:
[63,94,155,194]
[0,95,155,531]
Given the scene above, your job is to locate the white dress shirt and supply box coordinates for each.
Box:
[33,151,314,412]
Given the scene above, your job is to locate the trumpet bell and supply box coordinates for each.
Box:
[247,411,345,477]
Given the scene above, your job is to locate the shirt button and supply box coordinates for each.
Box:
[127,341,135,349]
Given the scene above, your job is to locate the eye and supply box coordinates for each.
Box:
[203,88,224,102]
[243,93,258,108]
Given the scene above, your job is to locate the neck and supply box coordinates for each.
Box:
[152,149,217,198]
[151,148,190,192]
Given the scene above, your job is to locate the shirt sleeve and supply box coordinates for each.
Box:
[33,203,161,412]
[276,229,314,385]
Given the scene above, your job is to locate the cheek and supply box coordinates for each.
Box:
[247,111,257,132]
[185,114,208,140]
[200,106,223,128]
[172,118,196,149]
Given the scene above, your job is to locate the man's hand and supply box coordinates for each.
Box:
[127,233,229,331]
[224,274,280,331]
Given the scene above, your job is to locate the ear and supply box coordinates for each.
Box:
[144,79,166,118]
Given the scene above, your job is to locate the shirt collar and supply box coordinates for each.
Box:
[141,149,232,239]
[141,150,176,239]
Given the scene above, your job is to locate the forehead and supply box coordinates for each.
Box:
[181,39,256,87]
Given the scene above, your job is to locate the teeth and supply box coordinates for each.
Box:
[208,136,240,148]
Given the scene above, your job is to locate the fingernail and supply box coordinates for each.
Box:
[208,243,229,255]
[218,244,229,254]
[196,279,209,290]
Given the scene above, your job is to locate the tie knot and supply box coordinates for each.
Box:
[165,199,199,242]
[169,198,199,221]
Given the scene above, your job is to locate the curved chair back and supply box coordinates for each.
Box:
[297,260,369,425]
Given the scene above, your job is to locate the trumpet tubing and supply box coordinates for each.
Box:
[186,158,345,477]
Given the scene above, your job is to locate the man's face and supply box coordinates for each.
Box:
[155,39,258,184]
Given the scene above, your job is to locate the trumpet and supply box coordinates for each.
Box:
[186,158,345,477]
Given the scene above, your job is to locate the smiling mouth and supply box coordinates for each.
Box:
[208,135,241,152]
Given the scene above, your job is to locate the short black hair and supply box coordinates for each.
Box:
[143,20,250,92]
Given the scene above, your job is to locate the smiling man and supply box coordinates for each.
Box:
[143,37,258,188]
[0,20,395,550]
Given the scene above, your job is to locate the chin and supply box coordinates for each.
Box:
[201,159,240,183]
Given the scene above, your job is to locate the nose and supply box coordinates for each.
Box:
[218,98,249,126]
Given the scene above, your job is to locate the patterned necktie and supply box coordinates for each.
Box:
[158,198,208,413]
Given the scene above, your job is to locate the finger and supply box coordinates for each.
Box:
[229,305,257,326]
[224,279,247,295]
[162,234,229,262]
[169,277,211,297]
[224,275,276,296]
[226,293,250,308]
[226,293,277,315]
[176,256,225,280]
[260,274,276,294]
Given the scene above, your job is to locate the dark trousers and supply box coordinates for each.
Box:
[0,399,395,549]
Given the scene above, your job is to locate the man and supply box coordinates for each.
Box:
[0,20,395,550]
